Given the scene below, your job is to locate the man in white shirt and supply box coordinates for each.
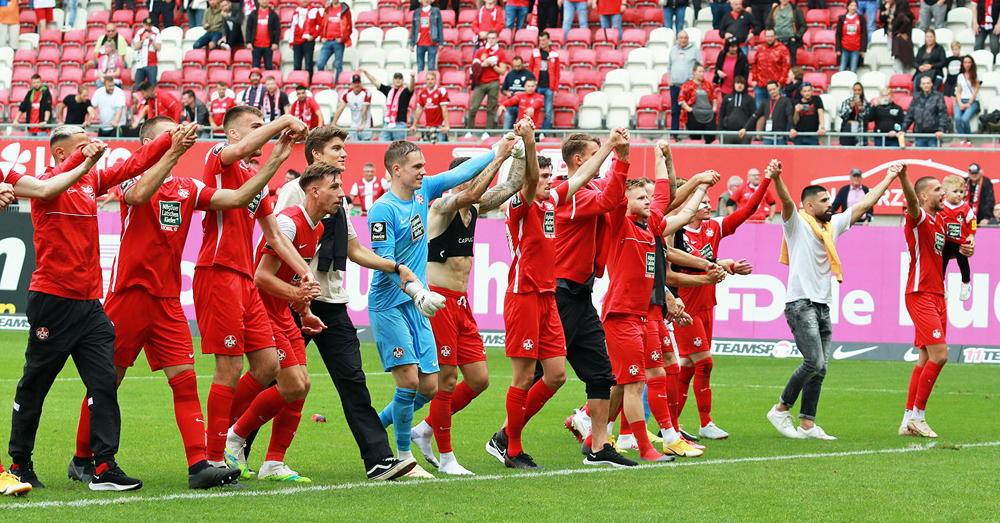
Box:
[766,160,898,441]
[132,18,162,88]
[92,77,127,137]
[331,74,374,141]
[348,163,388,215]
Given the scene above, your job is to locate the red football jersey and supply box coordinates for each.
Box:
[502,92,545,128]
[677,218,725,314]
[255,204,323,315]
[601,192,669,320]
[905,208,945,296]
[416,86,449,127]
[1,165,24,186]
[29,133,172,300]
[938,200,975,244]
[505,183,571,294]
[109,176,216,298]
[197,142,275,279]
[289,97,322,129]
[731,181,776,221]
[211,96,236,128]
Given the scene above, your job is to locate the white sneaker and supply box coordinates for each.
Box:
[616,433,639,451]
[797,425,837,440]
[698,421,729,440]
[403,463,436,479]
[572,409,593,441]
[480,132,490,141]
[410,421,440,469]
[767,405,802,439]
[960,282,971,302]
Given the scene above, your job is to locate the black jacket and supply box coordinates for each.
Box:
[831,183,871,221]
[719,90,756,131]
[720,9,756,43]
[903,90,949,133]
[913,43,947,80]
[182,99,211,127]
[977,0,1000,26]
[714,48,750,85]
[18,87,53,124]
[764,4,807,38]
[745,95,794,132]
[967,177,996,223]
[246,8,280,48]
[867,101,905,133]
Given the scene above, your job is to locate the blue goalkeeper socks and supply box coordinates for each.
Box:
[380,391,434,428]
[643,384,651,422]
[391,387,417,452]
[413,392,432,413]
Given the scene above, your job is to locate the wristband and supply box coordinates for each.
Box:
[394,262,401,274]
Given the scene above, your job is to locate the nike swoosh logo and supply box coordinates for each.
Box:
[195,418,204,423]
[188,353,194,358]
[298,244,307,248]
[401,218,409,224]
[904,347,920,362]
[832,345,879,360]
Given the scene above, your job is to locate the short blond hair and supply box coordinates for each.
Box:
[942,175,965,192]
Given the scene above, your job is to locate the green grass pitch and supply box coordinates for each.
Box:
[0,330,996,522]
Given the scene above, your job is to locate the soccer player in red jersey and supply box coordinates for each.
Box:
[897,165,975,438]
[0,142,107,209]
[194,107,316,477]
[8,124,183,491]
[938,175,976,302]
[289,84,324,130]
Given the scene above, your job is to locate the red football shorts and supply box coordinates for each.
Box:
[604,313,647,385]
[193,266,275,356]
[644,305,667,369]
[268,306,307,369]
[674,308,713,357]
[105,286,194,372]
[503,291,566,360]
[429,286,487,366]
[36,8,53,21]
[905,292,948,348]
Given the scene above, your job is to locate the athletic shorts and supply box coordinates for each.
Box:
[429,286,487,366]
[268,306,307,369]
[674,308,713,358]
[905,292,947,348]
[604,313,647,385]
[193,266,275,356]
[105,287,193,372]
[370,301,440,374]
[36,7,53,21]
[504,291,566,360]
[644,305,667,369]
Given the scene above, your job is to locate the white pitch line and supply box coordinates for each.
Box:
[5,441,999,510]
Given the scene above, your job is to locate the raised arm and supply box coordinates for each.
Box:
[479,153,526,213]
[768,159,796,222]
[661,182,710,236]
[720,175,772,235]
[430,134,515,214]
[849,166,898,225]
[667,171,719,214]
[561,127,628,205]
[219,114,307,166]
[895,163,920,219]
[210,129,296,210]
[15,142,106,200]
[123,124,198,205]
[424,148,497,199]
[100,129,174,189]
[359,68,382,90]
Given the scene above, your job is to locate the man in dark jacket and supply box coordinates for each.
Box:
[867,87,905,146]
[765,0,806,66]
[721,0,756,47]
[831,168,872,223]
[903,75,949,147]
[740,79,793,144]
[912,29,947,91]
[14,75,54,136]
[501,56,536,128]
[181,89,212,137]
[410,0,444,72]
[247,0,280,70]
[719,76,755,143]
[966,163,996,225]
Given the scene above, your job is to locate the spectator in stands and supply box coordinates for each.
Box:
[954,55,981,143]
[783,66,804,99]
[966,163,996,224]
[680,64,718,143]
[731,168,777,220]
[221,0,245,49]
[95,40,126,87]
[411,71,451,142]
[716,175,743,216]
[361,69,416,141]
[858,0,878,39]
[210,81,237,138]
[765,0,806,67]
[599,0,626,39]
[333,74,374,140]
[913,29,947,91]
[838,82,871,145]
[890,0,915,73]
[186,0,208,28]
[94,23,131,64]
[975,0,1000,56]
[34,0,55,33]
[57,85,94,127]
[473,0,505,49]
[719,75,756,143]
[563,0,589,40]
[0,1,19,51]
[709,0,732,30]
[289,0,320,78]
[134,18,163,88]
[501,57,536,128]
[467,30,507,135]
[982,204,1000,226]
[500,79,545,130]
[903,75,950,147]
[150,0,176,27]
[751,30,791,107]
[529,32,560,131]
[115,0,135,10]
[836,0,868,72]
[239,68,267,107]
[195,0,227,51]
[181,89,212,136]
[133,80,184,125]
[506,0,530,31]
[290,84,325,129]
[740,80,794,144]
[868,87,905,146]
[715,37,750,95]
[792,82,825,145]
[721,0,755,50]
[661,0,688,35]
[93,78,126,138]
[260,75,290,122]
[248,0,280,70]
[831,168,873,223]
[349,163,389,215]
[411,0,445,72]
[749,0,774,36]
[317,0,353,81]
[536,0,560,32]
[669,30,700,130]
[12,75,53,137]
[943,41,963,95]
[918,0,946,31]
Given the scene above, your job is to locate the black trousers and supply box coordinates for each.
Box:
[751,4,770,34]
[252,46,274,70]
[550,287,614,400]
[293,41,316,78]
[536,0,560,32]
[297,301,393,469]
[942,241,971,282]
[779,36,800,66]
[688,117,717,144]
[150,2,175,27]
[9,292,120,465]
[114,0,135,10]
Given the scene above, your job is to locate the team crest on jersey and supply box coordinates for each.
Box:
[35,327,49,340]
[543,211,555,237]
[933,232,945,255]
[371,221,388,242]
[440,346,452,357]
[393,347,404,359]
[705,228,715,238]
[628,364,639,376]
[224,335,237,348]
[946,223,961,239]
[933,329,942,339]
[523,339,534,351]
[663,336,671,347]
[700,244,714,260]
[178,188,190,198]
[646,252,656,277]
[416,194,424,205]
[81,185,94,195]
[510,193,523,208]
[410,214,425,242]
[276,349,286,362]
[159,201,182,231]
[693,337,703,347]
[651,350,661,361]
[247,191,263,217]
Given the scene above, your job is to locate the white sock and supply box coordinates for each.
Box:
[901,409,912,428]
[439,451,456,465]
[208,460,227,468]
[660,427,680,445]
[412,420,432,437]
[606,421,614,436]
[911,408,926,422]
[259,460,282,473]
[226,427,246,445]
[398,450,413,461]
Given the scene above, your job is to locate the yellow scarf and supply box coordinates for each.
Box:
[779,210,843,283]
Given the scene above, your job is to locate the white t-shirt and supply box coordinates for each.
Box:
[341,88,373,129]
[782,206,853,304]
[92,86,127,129]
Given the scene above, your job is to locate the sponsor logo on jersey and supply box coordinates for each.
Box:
[693,337,703,347]
[700,244,714,260]
[932,329,942,339]
[119,177,138,194]
[35,327,49,340]
[705,228,714,238]
[416,194,424,205]
[178,188,190,198]
[440,346,452,357]
[946,222,961,239]
[371,221,388,242]
[650,350,661,361]
[410,214,425,242]
[247,191,263,217]
[645,252,656,277]
[933,232,945,255]
[159,201,182,231]
[510,193,523,208]
[392,347,404,358]
[543,211,555,236]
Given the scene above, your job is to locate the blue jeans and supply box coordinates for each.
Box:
[857,0,878,38]
[562,1,588,39]
[318,40,346,80]
[506,4,529,30]
[954,100,979,135]
[66,0,78,27]
[348,129,374,141]
[415,45,437,71]
[669,85,682,130]
[503,105,519,129]
[187,8,204,28]
[794,135,819,145]
[763,135,787,145]
[193,31,222,49]
[915,137,940,148]
[600,14,623,40]
[754,87,769,108]
[873,136,900,147]
[710,1,730,30]
[662,6,686,35]
[780,300,832,421]
[134,66,157,87]
[380,122,408,142]
[839,50,860,72]
[536,86,554,130]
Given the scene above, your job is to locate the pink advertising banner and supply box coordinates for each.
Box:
[96,214,1000,346]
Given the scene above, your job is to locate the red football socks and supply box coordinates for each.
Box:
[230,372,268,427]
[620,410,632,435]
[664,363,681,431]
[906,364,923,410]
[646,376,674,430]
[677,365,695,415]
[169,370,208,467]
[206,383,236,462]
[693,357,714,426]
[265,399,304,462]
[75,396,93,459]
[914,361,944,411]
[233,387,289,439]
[505,386,529,456]
[631,420,662,461]
[523,380,557,424]
[429,389,454,453]
[449,381,481,414]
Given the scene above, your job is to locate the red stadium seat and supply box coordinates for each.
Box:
[553,92,579,128]
[636,94,662,129]
[566,28,592,50]
[811,29,836,49]
[310,71,336,90]
[514,47,532,63]
[806,9,831,27]
[112,9,133,26]
[262,70,283,87]
[570,48,597,70]
[543,28,564,48]
[208,68,233,86]
[283,70,309,88]
[37,66,58,86]
[622,8,642,27]
[596,49,624,74]
[159,70,183,90]
[797,49,818,71]
[457,9,476,27]
[355,10,378,28]
[39,29,61,49]
[457,28,477,49]
[443,28,459,46]
[441,70,467,90]
[573,68,601,90]
[134,8,150,23]
[702,29,724,50]
[659,72,671,90]
[182,68,208,90]
[438,47,462,69]
[890,73,913,92]
[593,28,620,50]
[37,47,60,67]
[19,10,37,32]
[559,70,574,92]
[59,66,84,88]
[207,49,231,68]
[183,50,207,68]
[440,9,456,27]
[702,49,718,68]
[894,93,912,110]
[640,7,661,27]
[87,27,105,44]
[63,29,86,49]
[381,10,404,27]
[280,7,295,29]
[803,72,828,92]
[621,28,647,48]
[233,48,253,66]
[514,28,539,49]
[12,49,35,68]
[88,10,110,29]
[62,46,86,65]
[336,71,357,86]
[815,48,838,69]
